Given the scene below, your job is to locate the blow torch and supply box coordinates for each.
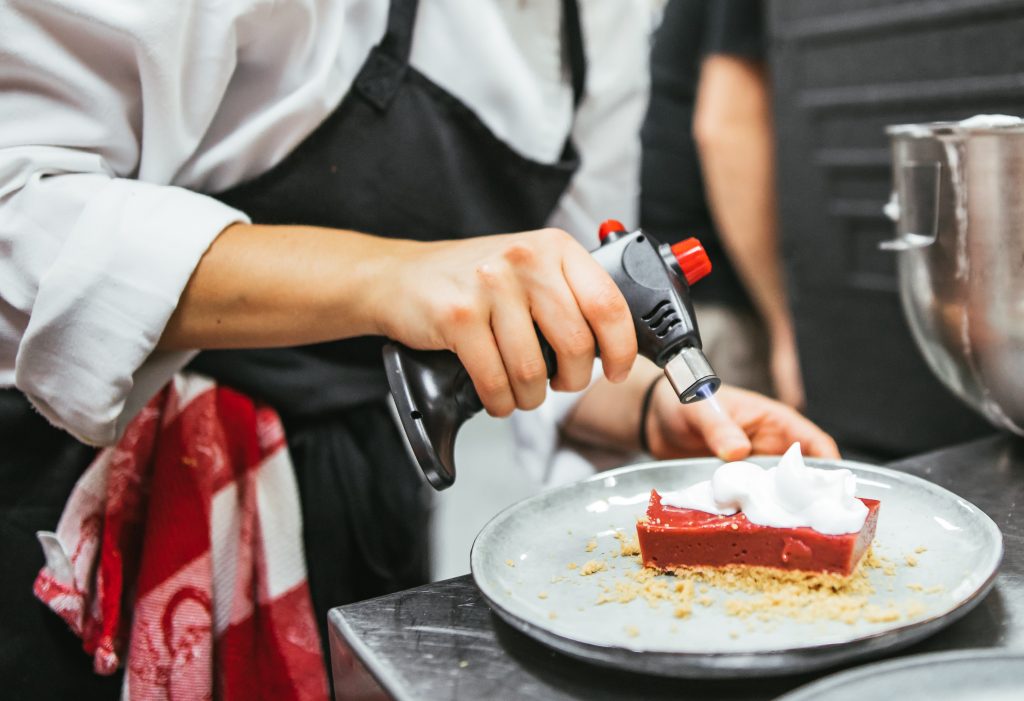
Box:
[383,220,720,489]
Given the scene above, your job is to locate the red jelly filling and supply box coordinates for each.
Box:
[636,490,880,576]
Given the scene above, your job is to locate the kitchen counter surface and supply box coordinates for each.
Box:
[328,434,1024,700]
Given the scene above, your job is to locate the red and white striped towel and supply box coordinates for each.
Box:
[33,373,328,700]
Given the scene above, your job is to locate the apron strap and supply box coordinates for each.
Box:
[562,0,587,108]
[358,0,587,112]
[354,0,419,111]
[379,0,418,66]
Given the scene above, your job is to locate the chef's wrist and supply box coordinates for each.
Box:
[638,374,664,454]
[351,235,427,339]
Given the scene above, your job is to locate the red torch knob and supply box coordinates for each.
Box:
[671,237,712,286]
[598,219,627,243]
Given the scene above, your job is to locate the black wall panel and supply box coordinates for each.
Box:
[766,0,1024,457]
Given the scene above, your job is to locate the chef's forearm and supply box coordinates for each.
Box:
[159,223,402,349]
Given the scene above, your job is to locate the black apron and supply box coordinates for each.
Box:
[0,0,585,696]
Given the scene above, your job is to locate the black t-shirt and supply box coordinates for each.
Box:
[640,0,764,308]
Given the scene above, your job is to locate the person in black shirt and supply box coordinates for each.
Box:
[641,0,804,408]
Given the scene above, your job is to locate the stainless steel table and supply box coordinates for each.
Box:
[328,435,1024,700]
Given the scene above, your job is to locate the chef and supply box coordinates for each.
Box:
[0,0,839,696]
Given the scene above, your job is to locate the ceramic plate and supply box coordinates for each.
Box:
[470,457,1003,678]
[776,649,1024,700]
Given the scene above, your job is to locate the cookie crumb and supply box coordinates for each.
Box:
[458,660,468,669]
[585,539,597,553]
[915,546,927,554]
[625,625,639,638]
[904,600,926,619]
[548,611,557,620]
[594,547,899,628]
[505,559,515,568]
[567,562,578,570]
[613,530,642,557]
[863,605,901,623]
[580,560,606,576]
[904,554,918,567]
[537,591,548,600]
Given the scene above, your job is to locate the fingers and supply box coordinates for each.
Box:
[684,399,753,462]
[561,244,637,383]
[452,328,516,417]
[788,416,841,458]
[724,386,840,459]
[485,282,549,411]
[435,228,639,415]
[529,282,596,393]
[745,394,840,459]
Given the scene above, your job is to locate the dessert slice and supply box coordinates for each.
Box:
[636,491,880,576]
[636,444,880,577]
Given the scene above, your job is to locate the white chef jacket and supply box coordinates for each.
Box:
[0,0,658,467]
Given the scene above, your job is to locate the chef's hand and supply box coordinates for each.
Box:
[162,223,634,411]
[372,228,638,417]
[646,381,839,461]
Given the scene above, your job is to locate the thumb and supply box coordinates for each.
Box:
[686,401,751,462]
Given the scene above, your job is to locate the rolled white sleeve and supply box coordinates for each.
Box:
[2,170,246,445]
[0,1,252,444]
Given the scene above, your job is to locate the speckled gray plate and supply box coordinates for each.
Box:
[470,457,1003,678]
[775,649,1024,700]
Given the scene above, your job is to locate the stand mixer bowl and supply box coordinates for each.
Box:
[884,118,1024,436]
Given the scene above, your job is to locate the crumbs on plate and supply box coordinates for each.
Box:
[614,530,641,557]
[540,536,947,637]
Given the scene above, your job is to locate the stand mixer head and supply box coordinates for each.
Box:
[384,220,720,490]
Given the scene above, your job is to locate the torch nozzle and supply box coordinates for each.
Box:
[664,347,721,404]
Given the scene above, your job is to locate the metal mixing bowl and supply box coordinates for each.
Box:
[884,119,1024,436]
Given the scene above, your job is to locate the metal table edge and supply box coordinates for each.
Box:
[329,606,417,701]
